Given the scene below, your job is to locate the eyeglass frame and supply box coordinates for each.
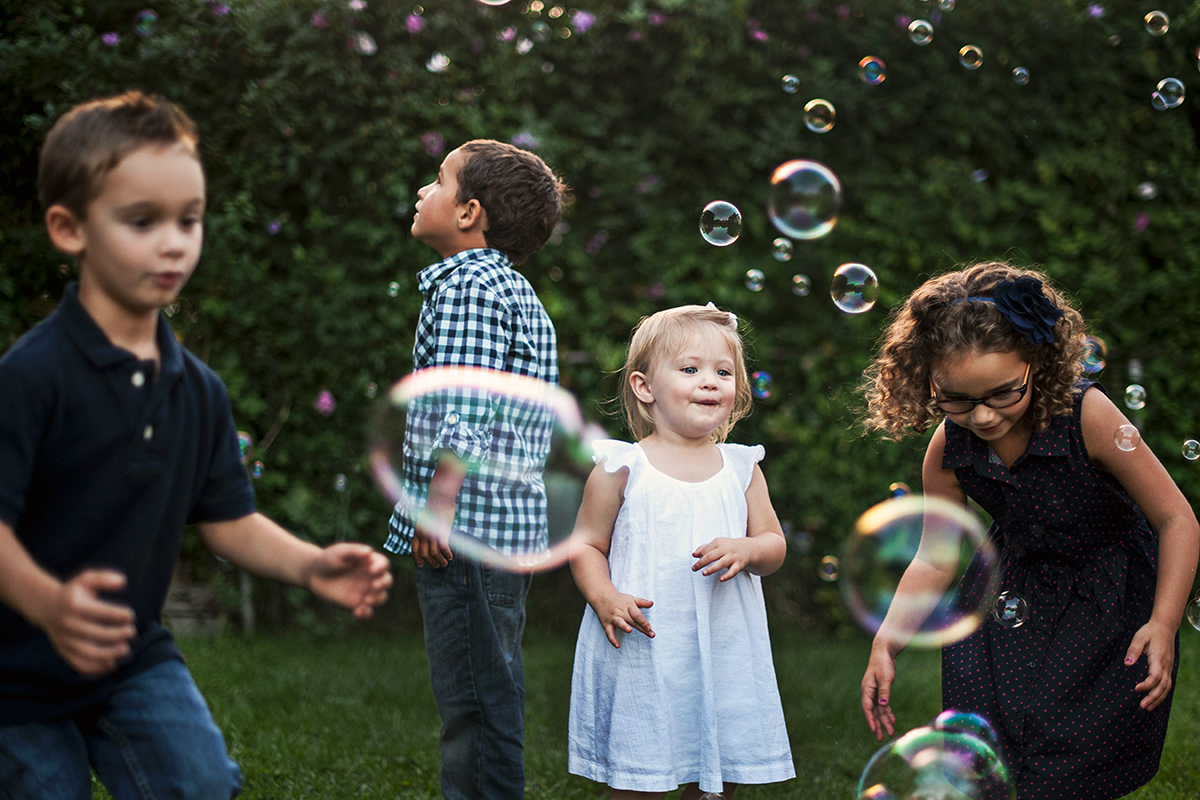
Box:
[929,363,1032,414]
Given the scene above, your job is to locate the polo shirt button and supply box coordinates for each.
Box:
[446,412,460,425]
[143,424,153,440]
[131,371,145,387]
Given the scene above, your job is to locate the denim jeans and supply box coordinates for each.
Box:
[415,558,531,800]
[0,659,241,800]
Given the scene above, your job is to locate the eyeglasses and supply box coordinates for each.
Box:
[930,363,1031,414]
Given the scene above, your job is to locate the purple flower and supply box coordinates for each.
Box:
[837,4,851,20]
[212,3,230,15]
[585,230,609,255]
[348,0,366,9]
[420,130,445,157]
[751,29,769,42]
[311,12,328,28]
[314,390,337,417]
[648,13,666,26]
[498,26,516,42]
[895,14,911,30]
[635,174,661,194]
[1134,212,1151,232]
[1087,4,1105,18]
[267,219,281,235]
[102,31,120,46]
[570,10,596,34]
[991,277,1063,346]
[511,131,540,149]
[406,13,425,33]
[627,30,644,42]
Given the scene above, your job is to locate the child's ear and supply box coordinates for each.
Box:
[456,198,487,232]
[45,204,86,257]
[629,371,654,404]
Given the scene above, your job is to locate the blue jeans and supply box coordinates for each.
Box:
[0,659,241,800]
[415,559,531,800]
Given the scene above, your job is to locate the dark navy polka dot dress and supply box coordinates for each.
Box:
[942,382,1176,799]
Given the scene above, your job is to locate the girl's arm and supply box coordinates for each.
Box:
[1081,387,1200,711]
[692,464,786,579]
[568,464,653,648]
[861,422,969,741]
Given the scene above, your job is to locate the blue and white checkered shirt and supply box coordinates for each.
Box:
[385,249,558,556]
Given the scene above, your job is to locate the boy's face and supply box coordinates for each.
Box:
[56,141,205,317]
[411,147,471,255]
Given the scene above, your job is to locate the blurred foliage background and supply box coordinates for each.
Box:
[2,0,1199,634]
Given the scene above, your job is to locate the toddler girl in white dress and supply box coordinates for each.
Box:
[568,304,795,799]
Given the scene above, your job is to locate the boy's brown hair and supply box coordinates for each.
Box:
[455,140,565,265]
[38,90,200,219]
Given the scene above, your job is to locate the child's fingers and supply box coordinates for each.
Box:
[601,620,621,648]
[635,597,654,609]
[628,609,654,638]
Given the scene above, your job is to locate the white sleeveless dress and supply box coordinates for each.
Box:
[568,440,795,794]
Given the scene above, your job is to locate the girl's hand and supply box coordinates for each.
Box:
[592,591,654,648]
[861,643,898,742]
[1126,618,1176,710]
[692,537,754,581]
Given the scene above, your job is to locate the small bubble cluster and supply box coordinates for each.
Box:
[771,237,794,262]
[993,591,1029,628]
[700,201,742,246]
[858,56,886,85]
[781,74,800,94]
[1114,423,1141,452]
[1144,10,1169,36]
[831,263,879,313]
[1081,335,1108,374]
[909,19,934,46]
[803,98,836,133]
[1124,384,1146,411]
[751,371,773,400]
[791,274,812,296]
[1012,66,1030,85]
[959,45,984,70]
[768,160,843,240]
[744,269,765,292]
[819,555,840,582]
[1183,439,1200,461]
[1153,78,1185,110]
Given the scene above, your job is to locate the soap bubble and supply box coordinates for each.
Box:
[369,367,606,572]
[933,710,1000,750]
[700,200,742,246]
[768,160,843,240]
[1183,439,1200,461]
[857,725,1015,800]
[791,274,812,296]
[992,591,1029,628]
[334,473,347,492]
[426,52,450,72]
[781,74,800,94]
[1114,424,1141,452]
[751,371,773,400]
[1136,181,1158,200]
[1124,384,1146,411]
[1144,10,1169,36]
[841,494,999,648]
[859,56,887,85]
[772,237,794,261]
[1187,593,1200,630]
[251,461,264,479]
[366,382,379,399]
[820,556,840,581]
[831,263,879,314]
[938,0,956,9]
[959,45,984,70]
[478,0,512,5]
[1081,335,1107,374]
[804,98,836,133]
[135,9,158,36]
[908,19,934,46]
[1153,78,1185,109]
[236,431,254,465]
[889,481,911,498]
[388,281,401,297]
[972,169,990,182]
[744,269,765,292]
[1012,66,1030,85]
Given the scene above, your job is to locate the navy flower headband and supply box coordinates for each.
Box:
[954,276,1063,346]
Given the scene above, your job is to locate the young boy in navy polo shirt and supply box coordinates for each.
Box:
[384,140,564,799]
[0,91,393,799]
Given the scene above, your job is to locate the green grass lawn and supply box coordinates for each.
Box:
[94,626,1200,799]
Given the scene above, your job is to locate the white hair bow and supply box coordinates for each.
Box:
[705,301,738,329]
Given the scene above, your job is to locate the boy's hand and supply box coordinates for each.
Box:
[692,537,754,581]
[1127,618,1176,711]
[861,643,899,741]
[412,517,454,568]
[591,590,654,648]
[307,544,393,619]
[38,569,137,678]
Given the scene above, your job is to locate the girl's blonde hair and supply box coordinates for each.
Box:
[861,261,1086,441]
[619,304,752,443]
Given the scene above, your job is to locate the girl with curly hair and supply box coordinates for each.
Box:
[859,262,1198,799]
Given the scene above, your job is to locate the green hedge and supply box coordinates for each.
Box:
[3,0,1199,632]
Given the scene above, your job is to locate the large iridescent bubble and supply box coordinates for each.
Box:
[858,722,1015,800]
[841,494,999,649]
[767,160,843,240]
[369,367,605,572]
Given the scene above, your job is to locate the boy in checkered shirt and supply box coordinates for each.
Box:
[385,140,565,799]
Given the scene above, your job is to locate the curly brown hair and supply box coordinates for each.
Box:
[861,261,1086,441]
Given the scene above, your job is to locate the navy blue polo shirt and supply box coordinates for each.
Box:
[0,283,255,725]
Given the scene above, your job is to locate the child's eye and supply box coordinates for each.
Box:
[717,369,731,377]
[682,366,697,374]
[129,217,153,229]
[180,216,202,230]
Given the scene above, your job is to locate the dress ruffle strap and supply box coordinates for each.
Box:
[591,439,646,491]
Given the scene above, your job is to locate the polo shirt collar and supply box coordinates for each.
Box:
[58,282,184,382]
[417,248,510,296]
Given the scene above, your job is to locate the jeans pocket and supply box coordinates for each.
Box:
[483,566,530,608]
